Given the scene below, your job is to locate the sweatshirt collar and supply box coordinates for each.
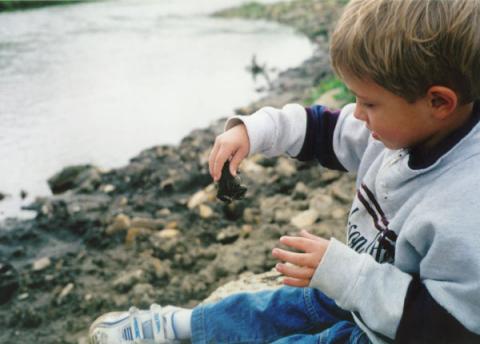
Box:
[408,100,480,170]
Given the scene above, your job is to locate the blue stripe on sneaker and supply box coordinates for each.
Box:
[123,327,133,341]
[133,318,141,338]
[97,315,130,327]
[154,313,161,333]
[171,311,179,339]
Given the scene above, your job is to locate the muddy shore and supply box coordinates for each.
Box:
[0,1,352,343]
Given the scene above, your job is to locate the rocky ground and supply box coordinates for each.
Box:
[0,1,352,343]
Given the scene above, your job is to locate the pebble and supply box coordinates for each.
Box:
[291,209,319,228]
[100,184,115,193]
[32,257,51,271]
[125,227,152,246]
[18,293,29,301]
[156,228,180,239]
[199,204,214,219]
[275,157,296,177]
[187,185,216,209]
[113,269,145,292]
[106,213,131,235]
[57,283,74,304]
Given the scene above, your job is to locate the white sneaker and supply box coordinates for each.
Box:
[89,304,182,344]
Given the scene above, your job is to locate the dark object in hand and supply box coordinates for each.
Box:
[216,162,247,203]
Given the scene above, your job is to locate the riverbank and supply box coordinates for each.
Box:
[0,1,352,343]
[0,0,83,12]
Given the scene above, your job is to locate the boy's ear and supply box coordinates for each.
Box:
[426,86,458,120]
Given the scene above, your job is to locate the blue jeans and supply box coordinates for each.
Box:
[191,286,370,344]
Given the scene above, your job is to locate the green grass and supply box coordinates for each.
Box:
[213,2,268,19]
[0,0,83,12]
[304,75,355,106]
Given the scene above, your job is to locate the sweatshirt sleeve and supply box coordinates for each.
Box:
[224,104,307,157]
[309,239,412,339]
[295,105,346,171]
[225,103,370,171]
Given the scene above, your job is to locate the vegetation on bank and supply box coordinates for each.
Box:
[305,75,355,107]
[0,0,83,12]
[214,0,353,108]
[214,0,348,40]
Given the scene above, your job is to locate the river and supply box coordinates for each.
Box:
[0,0,313,220]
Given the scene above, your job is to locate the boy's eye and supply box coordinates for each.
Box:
[362,102,375,108]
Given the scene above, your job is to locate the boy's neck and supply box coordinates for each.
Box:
[409,101,478,169]
[417,101,474,153]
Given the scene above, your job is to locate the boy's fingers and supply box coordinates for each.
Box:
[299,229,324,242]
[275,263,314,280]
[282,277,309,288]
[272,248,313,267]
[212,146,232,181]
[208,144,220,178]
[229,148,246,177]
[279,236,317,253]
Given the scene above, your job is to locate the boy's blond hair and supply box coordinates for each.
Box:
[330,0,480,103]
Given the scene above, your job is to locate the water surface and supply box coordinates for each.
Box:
[0,0,313,220]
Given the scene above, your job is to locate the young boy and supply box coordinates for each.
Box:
[89,0,480,343]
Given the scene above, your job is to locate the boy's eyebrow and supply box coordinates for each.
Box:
[350,90,365,98]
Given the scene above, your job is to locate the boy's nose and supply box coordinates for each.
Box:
[353,105,366,121]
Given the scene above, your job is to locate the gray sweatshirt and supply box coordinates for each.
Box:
[226,101,480,343]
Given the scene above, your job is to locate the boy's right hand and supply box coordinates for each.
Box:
[209,123,250,182]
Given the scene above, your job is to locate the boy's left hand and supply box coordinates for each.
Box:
[272,229,330,287]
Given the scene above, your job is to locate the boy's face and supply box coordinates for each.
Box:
[343,75,439,150]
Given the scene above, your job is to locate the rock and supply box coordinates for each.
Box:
[106,213,131,235]
[47,165,101,194]
[32,257,51,271]
[156,208,171,217]
[260,195,292,222]
[113,269,145,292]
[165,220,178,229]
[240,159,266,177]
[143,256,171,280]
[330,178,354,204]
[293,182,309,200]
[125,227,152,246]
[10,306,43,328]
[130,217,165,230]
[309,193,335,219]
[216,226,241,244]
[156,228,180,239]
[199,204,214,219]
[100,184,115,193]
[59,193,111,216]
[0,192,5,201]
[291,209,319,228]
[332,207,347,220]
[77,337,89,344]
[0,262,19,304]
[243,207,261,224]
[275,157,296,177]
[130,283,155,305]
[203,269,282,304]
[320,170,343,183]
[57,283,74,304]
[187,184,216,209]
[20,190,28,199]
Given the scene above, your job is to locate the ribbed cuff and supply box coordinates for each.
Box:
[224,112,274,156]
[309,238,367,309]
